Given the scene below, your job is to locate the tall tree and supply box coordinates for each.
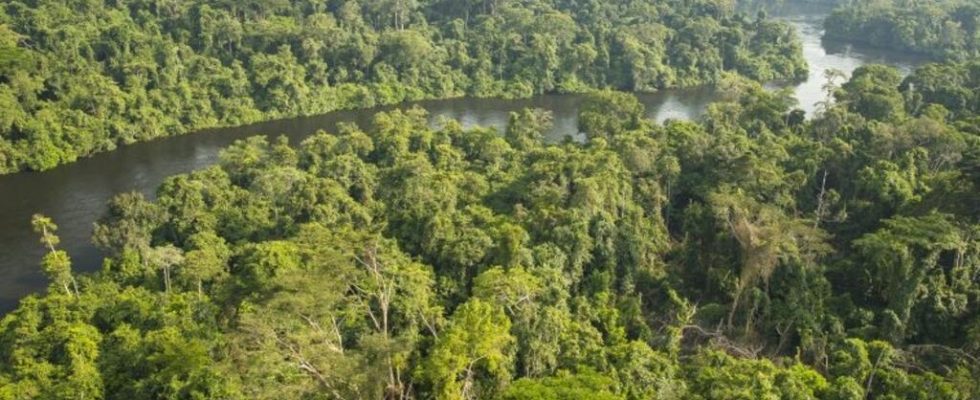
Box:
[30,214,77,297]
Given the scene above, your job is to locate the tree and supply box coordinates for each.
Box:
[31,214,77,297]
[180,231,231,295]
[499,371,624,400]
[93,192,166,257]
[422,299,514,400]
[145,244,184,293]
[685,350,828,400]
[233,227,442,399]
[234,240,301,294]
[837,65,905,121]
[578,91,645,139]
[709,189,829,331]
[506,108,553,150]
[852,213,975,342]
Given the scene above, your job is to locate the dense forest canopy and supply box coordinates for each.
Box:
[1,57,978,398]
[825,0,980,59]
[1,0,979,398]
[0,0,807,174]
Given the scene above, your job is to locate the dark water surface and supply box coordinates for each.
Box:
[0,13,927,312]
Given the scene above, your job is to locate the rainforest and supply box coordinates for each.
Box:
[1,0,979,399]
[0,0,807,174]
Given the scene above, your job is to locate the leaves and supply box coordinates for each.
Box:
[421,299,514,400]
[3,47,980,398]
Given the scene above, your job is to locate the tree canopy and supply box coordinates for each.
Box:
[2,58,979,397]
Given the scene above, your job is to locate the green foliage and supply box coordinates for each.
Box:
[498,370,623,400]
[852,213,976,343]
[825,0,980,59]
[578,90,646,140]
[31,214,77,297]
[0,0,808,174]
[3,63,980,398]
[684,350,828,400]
[837,65,906,121]
[422,299,514,400]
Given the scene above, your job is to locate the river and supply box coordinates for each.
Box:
[0,12,928,313]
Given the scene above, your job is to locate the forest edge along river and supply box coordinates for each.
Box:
[0,11,928,313]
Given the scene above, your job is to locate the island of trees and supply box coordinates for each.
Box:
[0,0,807,174]
[1,57,978,398]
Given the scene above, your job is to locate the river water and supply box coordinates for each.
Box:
[0,13,928,312]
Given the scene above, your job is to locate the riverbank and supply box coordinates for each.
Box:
[0,12,925,313]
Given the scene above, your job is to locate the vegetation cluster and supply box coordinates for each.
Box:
[1,59,978,398]
[824,0,980,59]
